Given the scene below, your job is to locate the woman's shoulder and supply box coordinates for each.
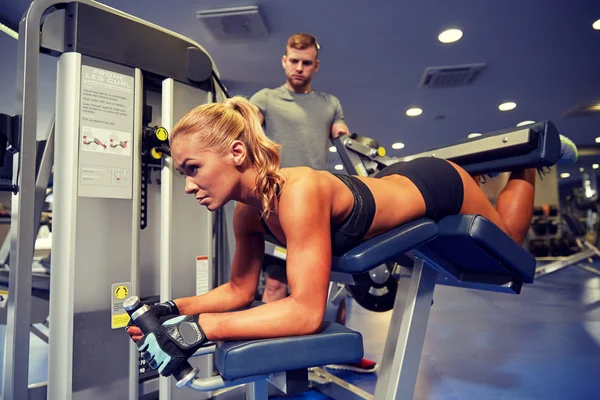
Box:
[279,168,333,203]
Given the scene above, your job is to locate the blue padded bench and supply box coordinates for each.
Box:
[214,321,363,381]
[333,214,535,294]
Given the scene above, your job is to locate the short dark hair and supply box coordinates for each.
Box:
[286,33,319,57]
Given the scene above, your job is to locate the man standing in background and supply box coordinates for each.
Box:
[250,32,378,374]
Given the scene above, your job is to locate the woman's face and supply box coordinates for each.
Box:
[171,136,239,211]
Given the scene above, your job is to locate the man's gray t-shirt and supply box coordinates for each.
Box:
[250,85,345,170]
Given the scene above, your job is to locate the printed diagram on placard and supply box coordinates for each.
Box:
[81,126,132,156]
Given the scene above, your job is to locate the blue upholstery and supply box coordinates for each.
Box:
[331,218,438,274]
[425,120,561,176]
[331,214,534,288]
[214,322,363,381]
[418,215,536,284]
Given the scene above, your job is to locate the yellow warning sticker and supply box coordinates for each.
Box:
[112,313,130,329]
[114,285,129,299]
[111,282,132,329]
[273,246,287,260]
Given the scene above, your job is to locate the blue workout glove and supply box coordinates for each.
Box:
[138,315,207,377]
[126,300,180,329]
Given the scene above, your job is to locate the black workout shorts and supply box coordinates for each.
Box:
[375,157,464,221]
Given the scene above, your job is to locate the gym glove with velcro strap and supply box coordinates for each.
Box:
[138,314,207,377]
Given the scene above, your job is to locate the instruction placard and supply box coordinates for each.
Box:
[111,282,132,329]
[79,62,134,199]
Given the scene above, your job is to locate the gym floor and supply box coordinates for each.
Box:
[1,262,599,399]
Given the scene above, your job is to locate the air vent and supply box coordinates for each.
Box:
[562,103,600,118]
[419,63,486,88]
[197,5,268,43]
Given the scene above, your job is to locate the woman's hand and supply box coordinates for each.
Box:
[125,300,180,342]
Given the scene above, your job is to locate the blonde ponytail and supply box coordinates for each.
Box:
[170,96,286,218]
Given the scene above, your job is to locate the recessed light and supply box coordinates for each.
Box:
[406,108,423,117]
[593,19,600,30]
[499,102,517,111]
[438,29,463,43]
[580,167,585,172]
[334,164,344,171]
[593,164,599,170]
[392,142,405,149]
[468,133,482,138]
[329,146,337,152]
[560,173,571,178]
[516,120,535,127]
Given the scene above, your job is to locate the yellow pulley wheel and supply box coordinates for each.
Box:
[377,147,386,157]
[155,127,168,142]
[151,147,163,159]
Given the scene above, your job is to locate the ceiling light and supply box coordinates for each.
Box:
[580,167,585,172]
[329,146,337,152]
[595,137,600,143]
[593,19,600,30]
[560,173,571,178]
[498,102,517,111]
[593,164,599,170]
[406,108,422,117]
[438,29,463,43]
[468,133,482,138]
[392,142,405,150]
[516,120,535,127]
[334,164,344,171]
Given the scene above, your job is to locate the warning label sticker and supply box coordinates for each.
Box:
[111,282,131,329]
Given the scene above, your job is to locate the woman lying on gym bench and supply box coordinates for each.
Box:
[127,96,554,378]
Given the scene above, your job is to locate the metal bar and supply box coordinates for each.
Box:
[160,77,175,400]
[33,117,54,250]
[309,367,373,400]
[400,128,532,162]
[186,374,270,392]
[583,241,600,258]
[246,379,268,400]
[129,67,143,400]
[46,51,81,400]
[578,264,600,277]
[374,259,437,400]
[1,1,41,395]
[534,248,596,278]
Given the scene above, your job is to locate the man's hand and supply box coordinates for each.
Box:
[138,315,207,377]
[331,122,350,139]
[126,300,180,342]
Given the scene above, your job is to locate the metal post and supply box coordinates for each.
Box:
[373,259,437,400]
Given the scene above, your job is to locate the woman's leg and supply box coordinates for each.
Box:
[451,164,535,245]
[494,168,536,244]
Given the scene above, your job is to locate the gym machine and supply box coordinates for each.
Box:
[535,174,600,279]
[1,1,230,399]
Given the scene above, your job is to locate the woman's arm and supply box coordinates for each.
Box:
[198,178,334,341]
[127,202,266,341]
[174,202,265,315]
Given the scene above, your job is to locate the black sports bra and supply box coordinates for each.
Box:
[259,174,376,256]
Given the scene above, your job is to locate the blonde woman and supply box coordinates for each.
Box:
[127,96,539,377]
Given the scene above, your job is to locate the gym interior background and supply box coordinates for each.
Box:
[1,0,600,399]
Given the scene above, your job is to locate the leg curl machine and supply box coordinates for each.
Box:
[146,122,561,399]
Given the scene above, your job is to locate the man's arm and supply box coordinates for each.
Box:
[331,121,350,139]
[330,96,349,139]
[250,89,268,126]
